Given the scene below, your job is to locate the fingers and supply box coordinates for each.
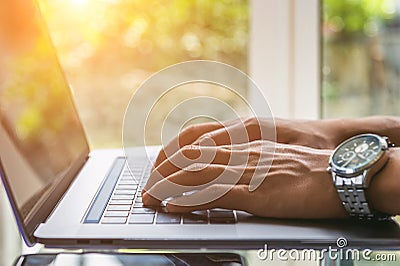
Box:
[142,163,262,206]
[159,145,231,174]
[192,127,232,146]
[155,116,275,170]
[143,163,238,206]
[144,143,261,192]
[143,140,276,204]
[154,117,252,169]
[165,184,249,213]
[191,117,275,148]
[144,145,232,191]
[144,117,277,212]
[143,164,226,206]
[193,122,251,147]
[154,122,223,168]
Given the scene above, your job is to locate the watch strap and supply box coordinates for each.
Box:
[333,173,391,221]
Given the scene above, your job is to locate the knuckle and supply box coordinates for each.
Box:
[197,132,217,146]
[203,131,213,138]
[198,132,213,141]
[180,144,200,159]
[181,125,197,135]
[184,162,209,172]
[181,144,199,152]
[204,184,223,194]
[243,116,257,127]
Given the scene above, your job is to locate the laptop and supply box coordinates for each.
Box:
[1,0,400,250]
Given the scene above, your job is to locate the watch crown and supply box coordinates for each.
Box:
[383,136,395,148]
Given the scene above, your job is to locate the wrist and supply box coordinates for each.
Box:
[312,150,349,218]
[275,118,339,149]
[366,148,400,215]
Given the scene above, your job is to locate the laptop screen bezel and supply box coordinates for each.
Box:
[0,0,90,246]
[0,150,88,246]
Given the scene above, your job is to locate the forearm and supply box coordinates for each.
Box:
[273,116,400,150]
[367,147,400,215]
[328,116,400,145]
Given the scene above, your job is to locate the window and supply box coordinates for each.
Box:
[39,0,250,148]
[251,0,400,119]
[322,0,400,118]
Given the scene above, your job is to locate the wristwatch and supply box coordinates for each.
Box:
[327,133,394,220]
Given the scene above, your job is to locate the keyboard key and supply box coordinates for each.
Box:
[114,190,136,195]
[121,171,134,175]
[110,200,133,205]
[183,211,208,224]
[120,177,138,182]
[133,202,144,207]
[102,217,127,224]
[116,185,138,190]
[119,180,138,185]
[122,172,135,177]
[210,210,234,218]
[107,205,131,211]
[111,195,134,200]
[156,212,181,224]
[131,172,143,176]
[129,175,142,179]
[129,214,154,224]
[131,207,155,214]
[210,210,236,224]
[135,197,143,203]
[130,170,143,175]
[104,211,129,217]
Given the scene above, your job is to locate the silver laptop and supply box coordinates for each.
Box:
[1,0,400,250]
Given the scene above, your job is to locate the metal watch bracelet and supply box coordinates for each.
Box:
[333,173,391,221]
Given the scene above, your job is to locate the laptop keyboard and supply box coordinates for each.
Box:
[90,158,237,225]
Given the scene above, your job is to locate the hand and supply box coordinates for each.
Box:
[142,140,348,219]
[153,117,337,170]
[153,115,400,170]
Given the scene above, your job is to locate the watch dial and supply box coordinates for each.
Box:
[332,135,382,170]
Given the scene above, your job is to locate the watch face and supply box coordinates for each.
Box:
[332,134,384,173]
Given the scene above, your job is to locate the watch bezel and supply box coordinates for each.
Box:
[328,133,388,177]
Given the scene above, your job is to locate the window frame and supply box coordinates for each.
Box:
[249,0,320,119]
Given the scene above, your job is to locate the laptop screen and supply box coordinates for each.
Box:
[0,1,88,225]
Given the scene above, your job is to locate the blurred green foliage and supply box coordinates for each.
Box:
[1,19,87,177]
[2,38,73,142]
[40,0,249,72]
[323,0,400,118]
[324,0,396,35]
